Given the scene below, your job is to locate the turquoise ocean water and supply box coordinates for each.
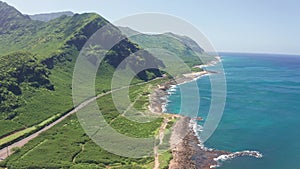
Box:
[166,53,300,169]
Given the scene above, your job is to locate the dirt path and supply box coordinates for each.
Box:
[72,144,85,163]
[153,117,170,169]
[122,95,142,116]
[0,77,164,161]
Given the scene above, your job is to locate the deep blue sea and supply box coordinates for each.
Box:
[166,53,300,169]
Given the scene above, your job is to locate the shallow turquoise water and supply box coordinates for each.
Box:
[166,53,300,169]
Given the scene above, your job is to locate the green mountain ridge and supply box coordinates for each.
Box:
[29,11,74,22]
[0,2,212,168]
[164,32,204,54]
[118,26,212,67]
[0,1,32,34]
[0,1,163,137]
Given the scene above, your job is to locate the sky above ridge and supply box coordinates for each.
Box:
[3,0,300,55]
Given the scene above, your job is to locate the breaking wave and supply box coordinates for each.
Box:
[189,119,263,168]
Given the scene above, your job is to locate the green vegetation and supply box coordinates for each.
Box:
[0,126,36,146]
[159,150,173,169]
[0,1,163,139]
[0,52,53,113]
[0,113,63,149]
[191,66,203,72]
[0,120,23,138]
[0,2,212,168]
[119,26,215,68]
[1,80,165,168]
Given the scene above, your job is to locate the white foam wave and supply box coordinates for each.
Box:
[168,88,177,92]
[189,119,214,151]
[197,60,218,69]
[167,85,178,95]
[167,91,175,95]
[161,103,167,112]
[209,151,263,169]
[160,97,166,100]
[210,164,220,168]
[170,84,177,88]
[189,119,263,169]
[214,150,263,162]
[192,73,210,81]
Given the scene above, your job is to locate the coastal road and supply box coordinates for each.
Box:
[0,77,164,160]
[0,91,109,160]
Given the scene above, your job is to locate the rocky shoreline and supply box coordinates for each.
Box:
[149,70,231,169]
[168,116,229,169]
[149,58,263,169]
[149,70,210,114]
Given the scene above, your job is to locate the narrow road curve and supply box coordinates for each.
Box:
[0,77,164,161]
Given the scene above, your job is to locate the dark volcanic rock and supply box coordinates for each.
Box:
[169,118,229,169]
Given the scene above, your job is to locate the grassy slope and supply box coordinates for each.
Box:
[0,3,212,168]
[130,33,202,66]
[118,26,213,68]
[1,79,168,169]
[0,12,107,136]
[0,5,162,138]
[0,2,169,168]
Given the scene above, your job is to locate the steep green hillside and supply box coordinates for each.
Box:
[0,52,53,113]
[0,1,163,139]
[0,2,210,168]
[119,26,212,67]
[0,1,32,34]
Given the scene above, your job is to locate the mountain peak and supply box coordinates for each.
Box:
[0,1,29,20]
[0,1,30,33]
